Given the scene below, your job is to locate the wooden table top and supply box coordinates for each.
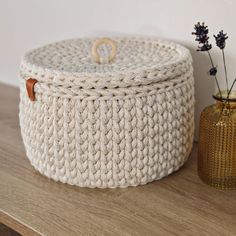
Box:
[0,83,236,236]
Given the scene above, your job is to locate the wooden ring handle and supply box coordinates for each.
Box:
[91,38,117,64]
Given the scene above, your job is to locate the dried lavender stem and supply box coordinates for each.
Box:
[222,49,229,92]
[227,78,236,100]
[207,51,222,98]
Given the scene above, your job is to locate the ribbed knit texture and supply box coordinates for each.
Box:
[19,37,194,188]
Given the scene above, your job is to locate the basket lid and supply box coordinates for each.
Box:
[20,37,192,89]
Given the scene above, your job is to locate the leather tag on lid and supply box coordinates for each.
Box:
[26,79,38,101]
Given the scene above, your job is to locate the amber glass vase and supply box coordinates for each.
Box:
[198,91,236,189]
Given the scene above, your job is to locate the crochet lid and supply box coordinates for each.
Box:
[20,37,192,89]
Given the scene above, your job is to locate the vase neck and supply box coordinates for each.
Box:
[215,101,236,110]
[213,90,236,109]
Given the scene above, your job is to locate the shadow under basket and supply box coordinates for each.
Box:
[198,91,236,190]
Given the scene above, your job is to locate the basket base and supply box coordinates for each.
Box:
[27,150,192,188]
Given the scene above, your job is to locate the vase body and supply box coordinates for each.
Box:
[198,93,236,189]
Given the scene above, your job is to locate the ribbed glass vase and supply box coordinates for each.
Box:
[198,91,236,190]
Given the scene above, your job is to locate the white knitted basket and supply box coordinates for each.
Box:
[19,37,194,188]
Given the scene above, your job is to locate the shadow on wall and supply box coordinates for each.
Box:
[185,43,215,141]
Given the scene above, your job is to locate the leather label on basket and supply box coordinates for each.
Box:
[26,78,38,101]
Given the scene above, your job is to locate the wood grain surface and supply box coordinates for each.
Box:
[0,223,21,236]
[0,83,236,236]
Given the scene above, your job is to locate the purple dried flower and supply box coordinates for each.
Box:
[192,22,212,51]
[197,42,212,52]
[214,30,228,49]
[192,22,209,43]
[192,22,222,98]
[208,67,217,76]
[195,34,209,44]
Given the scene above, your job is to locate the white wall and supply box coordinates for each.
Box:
[1,0,236,139]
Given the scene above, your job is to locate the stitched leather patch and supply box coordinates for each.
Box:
[26,79,38,101]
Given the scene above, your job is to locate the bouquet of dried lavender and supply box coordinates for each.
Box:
[192,22,236,100]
